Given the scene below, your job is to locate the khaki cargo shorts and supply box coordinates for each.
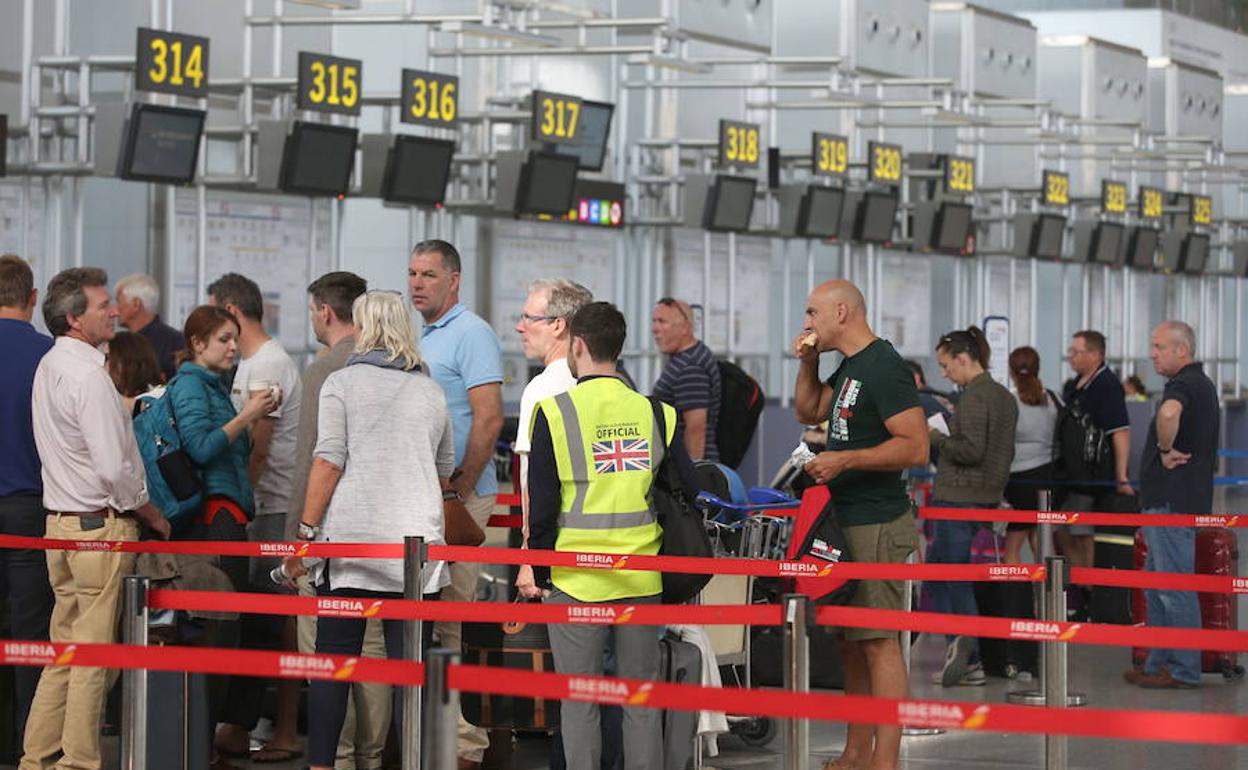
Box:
[842,509,920,641]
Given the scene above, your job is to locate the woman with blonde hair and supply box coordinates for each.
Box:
[282,290,453,770]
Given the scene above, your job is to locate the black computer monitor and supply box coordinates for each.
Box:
[0,114,7,177]
[932,202,973,254]
[1091,222,1125,265]
[516,152,579,216]
[703,175,757,232]
[119,103,205,184]
[1126,227,1158,269]
[279,121,358,196]
[797,185,843,239]
[1180,233,1210,274]
[381,135,454,207]
[547,99,614,172]
[854,190,898,243]
[1030,214,1065,259]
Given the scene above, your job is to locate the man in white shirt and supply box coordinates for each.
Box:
[207,272,304,762]
[512,279,592,599]
[22,267,169,770]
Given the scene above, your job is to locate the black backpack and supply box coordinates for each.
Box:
[1051,390,1113,494]
[716,360,764,469]
[648,398,715,605]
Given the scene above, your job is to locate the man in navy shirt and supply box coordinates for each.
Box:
[115,273,183,381]
[1126,321,1218,689]
[0,255,54,754]
[1056,330,1133,575]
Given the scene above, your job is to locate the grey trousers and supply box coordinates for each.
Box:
[545,589,663,770]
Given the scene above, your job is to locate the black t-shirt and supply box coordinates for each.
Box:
[822,339,921,526]
[1139,362,1219,514]
[1061,365,1130,435]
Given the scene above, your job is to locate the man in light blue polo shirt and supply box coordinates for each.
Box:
[408,239,502,768]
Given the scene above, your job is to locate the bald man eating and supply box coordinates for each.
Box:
[793,280,928,770]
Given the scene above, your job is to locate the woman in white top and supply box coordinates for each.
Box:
[1003,346,1059,564]
[283,290,454,770]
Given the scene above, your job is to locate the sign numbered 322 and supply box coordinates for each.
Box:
[402,69,459,127]
[298,52,361,116]
[136,28,209,98]
[1042,170,1070,206]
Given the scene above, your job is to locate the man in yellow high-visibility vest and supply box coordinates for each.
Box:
[527,301,701,770]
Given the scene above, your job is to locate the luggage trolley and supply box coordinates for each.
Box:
[695,479,803,747]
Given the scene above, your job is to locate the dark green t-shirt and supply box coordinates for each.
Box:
[823,339,921,526]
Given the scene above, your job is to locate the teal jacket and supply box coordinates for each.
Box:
[167,362,255,518]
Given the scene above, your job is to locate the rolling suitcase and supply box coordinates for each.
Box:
[1090,530,1136,625]
[1131,527,1245,681]
[658,635,701,770]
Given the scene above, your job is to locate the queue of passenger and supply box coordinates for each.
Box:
[0,247,1223,770]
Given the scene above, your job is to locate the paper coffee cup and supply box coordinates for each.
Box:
[249,380,282,417]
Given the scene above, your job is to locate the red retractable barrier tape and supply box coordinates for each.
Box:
[921,506,1248,529]
[2,639,1246,745]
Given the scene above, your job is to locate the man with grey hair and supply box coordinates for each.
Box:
[1125,320,1218,689]
[23,267,169,770]
[512,278,593,599]
[115,273,183,381]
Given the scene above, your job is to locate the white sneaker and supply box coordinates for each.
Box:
[930,661,986,687]
[939,636,976,687]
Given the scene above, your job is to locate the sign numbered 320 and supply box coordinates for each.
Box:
[401,69,458,127]
[298,52,361,116]
[868,141,903,184]
[136,27,209,98]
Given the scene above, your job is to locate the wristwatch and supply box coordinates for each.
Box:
[297,521,321,541]
[1158,444,1174,455]
[443,489,463,502]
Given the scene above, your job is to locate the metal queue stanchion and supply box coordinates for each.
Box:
[121,575,150,770]
[900,549,943,737]
[1044,555,1071,770]
[402,536,425,770]
[422,649,460,770]
[1006,490,1086,709]
[782,593,810,770]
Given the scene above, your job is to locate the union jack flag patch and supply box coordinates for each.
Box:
[592,439,651,473]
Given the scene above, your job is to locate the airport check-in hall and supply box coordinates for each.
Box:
[2,1,1248,770]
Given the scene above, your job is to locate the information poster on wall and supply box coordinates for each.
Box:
[984,315,1010,388]
[173,190,332,356]
[671,229,771,355]
[878,254,932,356]
[0,182,46,268]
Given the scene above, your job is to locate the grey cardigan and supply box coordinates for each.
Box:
[931,372,1018,504]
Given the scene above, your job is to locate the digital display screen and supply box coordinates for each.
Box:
[382,135,454,206]
[1182,233,1209,274]
[280,121,358,197]
[798,186,843,239]
[120,103,205,184]
[517,152,579,216]
[1127,227,1158,268]
[1031,214,1065,259]
[855,191,898,243]
[564,178,625,228]
[703,175,757,232]
[1092,222,1124,265]
[547,99,613,171]
[933,202,973,253]
[0,114,7,177]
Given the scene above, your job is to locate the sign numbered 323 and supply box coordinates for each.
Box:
[298,52,362,116]
[136,28,209,98]
[1101,180,1128,214]
[402,69,459,127]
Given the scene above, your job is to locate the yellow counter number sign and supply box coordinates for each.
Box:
[402,69,459,127]
[1101,180,1127,214]
[136,28,209,98]
[532,91,582,144]
[1192,195,1213,226]
[719,120,761,167]
[812,133,848,177]
[1139,187,1164,220]
[945,155,976,194]
[1042,170,1070,206]
[298,53,361,116]
[868,141,903,184]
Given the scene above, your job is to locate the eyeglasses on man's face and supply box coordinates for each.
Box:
[517,312,558,326]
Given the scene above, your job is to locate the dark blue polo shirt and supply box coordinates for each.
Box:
[1140,362,1219,514]
[0,318,53,496]
[138,315,185,382]
[1062,365,1130,435]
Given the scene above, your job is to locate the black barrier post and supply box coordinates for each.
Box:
[120,575,149,770]
[782,593,810,770]
[403,536,425,770]
[423,649,459,770]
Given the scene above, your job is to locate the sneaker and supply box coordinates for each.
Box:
[931,661,986,687]
[939,636,975,687]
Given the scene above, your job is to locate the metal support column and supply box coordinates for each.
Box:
[121,575,150,770]
[402,537,425,770]
[782,593,810,770]
[423,648,459,770]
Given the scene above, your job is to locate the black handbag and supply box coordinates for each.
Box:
[647,398,715,605]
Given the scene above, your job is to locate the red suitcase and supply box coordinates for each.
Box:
[1131,527,1245,681]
